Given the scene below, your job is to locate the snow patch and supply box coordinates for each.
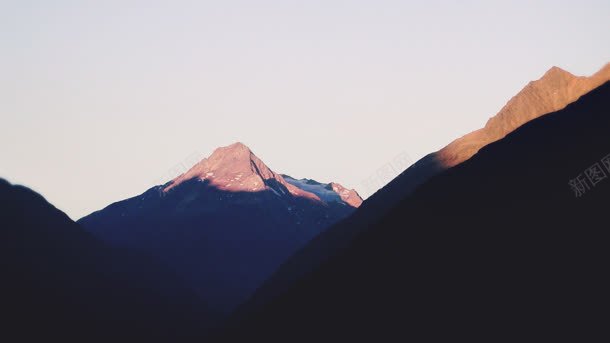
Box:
[283,176,342,203]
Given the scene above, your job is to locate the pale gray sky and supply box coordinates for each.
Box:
[1,0,609,219]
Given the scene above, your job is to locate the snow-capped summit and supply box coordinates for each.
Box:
[164,142,321,202]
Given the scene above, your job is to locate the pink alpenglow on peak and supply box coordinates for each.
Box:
[164,142,361,208]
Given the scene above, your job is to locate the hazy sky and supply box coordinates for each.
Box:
[1,0,609,219]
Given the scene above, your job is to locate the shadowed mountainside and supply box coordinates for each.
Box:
[229,64,610,317]
[220,81,610,341]
[0,179,215,342]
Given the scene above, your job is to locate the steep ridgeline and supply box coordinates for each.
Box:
[78,142,361,314]
[437,63,610,167]
[229,64,610,317]
[220,82,610,341]
[368,63,610,210]
[0,179,214,342]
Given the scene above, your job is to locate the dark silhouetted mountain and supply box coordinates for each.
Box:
[220,81,610,341]
[78,142,360,313]
[232,65,610,317]
[0,179,215,342]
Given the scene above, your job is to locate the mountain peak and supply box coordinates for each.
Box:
[220,141,251,152]
[539,65,575,85]
[544,65,571,76]
[161,143,363,206]
[437,62,610,168]
[162,143,321,202]
[208,142,253,161]
[207,142,256,165]
[164,142,277,193]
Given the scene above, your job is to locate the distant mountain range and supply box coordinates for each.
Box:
[78,142,361,313]
[228,65,610,317]
[219,79,610,341]
[0,179,215,342]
